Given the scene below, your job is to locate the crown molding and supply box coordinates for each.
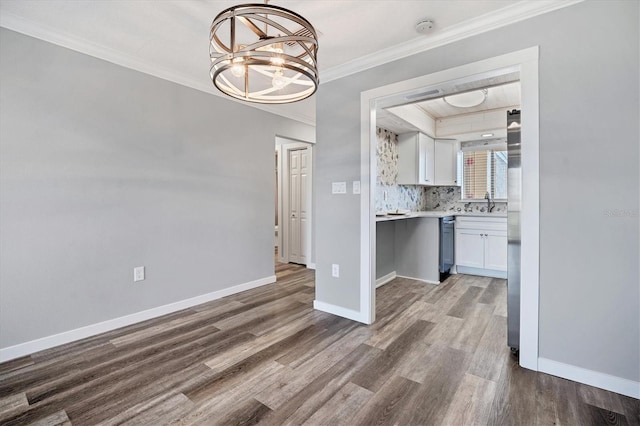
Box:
[1,0,582,125]
[0,11,315,126]
[321,0,584,83]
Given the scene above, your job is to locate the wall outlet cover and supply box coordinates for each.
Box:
[331,264,340,277]
[134,266,145,282]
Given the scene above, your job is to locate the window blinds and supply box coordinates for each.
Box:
[459,149,508,200]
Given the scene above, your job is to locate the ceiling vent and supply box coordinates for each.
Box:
[286,27,317,46]
[405,89,441,101]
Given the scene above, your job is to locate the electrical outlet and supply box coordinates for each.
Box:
[134,266,145,282]
[332,264,340,278]
[352,180,361,194]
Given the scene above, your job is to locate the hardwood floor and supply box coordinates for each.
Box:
[1,262,638,425]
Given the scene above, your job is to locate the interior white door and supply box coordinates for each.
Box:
[288,148,308,264]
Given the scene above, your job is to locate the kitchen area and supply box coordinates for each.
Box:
[374,79,520,294]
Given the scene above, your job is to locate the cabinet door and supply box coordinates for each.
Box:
[419,133,435,185]
[397,133,419,185]
[455,229,485,268]
[485,230,507,271]
[434,139,459,186]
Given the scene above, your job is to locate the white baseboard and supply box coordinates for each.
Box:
[0,275,276,363]
[396,274,440,285]
[313,300,364,323]
[306,262,316,270]
[376,271,397,288]
[455,266,507,279]
[538,357,640,399]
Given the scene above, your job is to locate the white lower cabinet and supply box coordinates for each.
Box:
[484,232,508,271]
[455,229,486,268]
[455,216,507,277]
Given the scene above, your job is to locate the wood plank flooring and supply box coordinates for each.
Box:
[1,261,638,425]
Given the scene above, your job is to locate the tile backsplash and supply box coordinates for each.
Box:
[376,128,428,212]
[376,127,507,214]
[425,186,507,214]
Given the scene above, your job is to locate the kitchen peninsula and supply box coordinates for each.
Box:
[376,211,507,286]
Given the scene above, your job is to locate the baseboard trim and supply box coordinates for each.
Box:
[396,274,440,285]
[538,357,640,399]
[313,300,364,323]
[455,266,507,279]
[376,271,397,288]
[0,275,276,363]
[306,262,316,270]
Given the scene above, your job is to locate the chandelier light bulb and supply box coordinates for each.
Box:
[272,69,287,89]
[271,56,285,66]
[230,60,245,78]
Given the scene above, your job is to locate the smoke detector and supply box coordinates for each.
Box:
[416,19,434,34]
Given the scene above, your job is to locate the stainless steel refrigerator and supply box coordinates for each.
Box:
[507,109,521,354]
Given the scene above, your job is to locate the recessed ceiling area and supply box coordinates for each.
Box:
[418,81,520,118]
[376,74,521,141]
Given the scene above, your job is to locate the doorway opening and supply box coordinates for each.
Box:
[276,136,314,269]
[359,47,540,371]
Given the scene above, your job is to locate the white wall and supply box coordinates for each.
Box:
[315,1,639,385]
[0,28,315,352]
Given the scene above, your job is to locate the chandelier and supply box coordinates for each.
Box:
[209,3,319,104]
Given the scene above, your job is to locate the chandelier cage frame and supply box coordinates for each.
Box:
[209,3,319,104]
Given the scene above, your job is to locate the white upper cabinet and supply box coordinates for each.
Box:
[434,139,459,186]
[397,132,458,186]
[397,132,434,185]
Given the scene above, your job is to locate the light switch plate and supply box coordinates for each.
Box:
[352,181,361,194]
[332,182,347,194]
[331,264,340,277]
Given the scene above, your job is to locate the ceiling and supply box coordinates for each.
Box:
[417,81,520,119]
[376,74,521,138]
[0,1,579,125]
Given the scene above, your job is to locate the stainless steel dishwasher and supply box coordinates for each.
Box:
[439,216,455,281]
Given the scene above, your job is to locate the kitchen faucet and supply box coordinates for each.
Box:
[484,191,496,213]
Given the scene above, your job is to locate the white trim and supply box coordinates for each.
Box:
[360,47,540,370]
[313,300,364,323]
[0,11,315,126]
[322,1,582,83]
[278,139,314,266]
[396,275,440,285]
[538,358,640,399]
[0,275,276,363]
[306,262,316,270]
[455,266,507,280]
[359,96,376,325]
[276,144,284,263]
[376,271,397,288]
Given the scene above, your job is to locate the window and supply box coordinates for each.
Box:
[458,148,508,200]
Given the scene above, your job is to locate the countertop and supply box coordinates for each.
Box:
[375,211,507,222]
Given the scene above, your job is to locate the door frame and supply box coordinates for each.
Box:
[359,47,540,371]
[276,138,313,266]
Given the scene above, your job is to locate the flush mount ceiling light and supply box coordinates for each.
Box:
[209,2,319,104]
[443,89,488,108]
